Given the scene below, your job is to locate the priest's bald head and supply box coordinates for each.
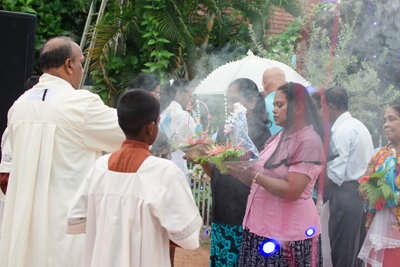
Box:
[262,67,286,97]
[39,36,84,89]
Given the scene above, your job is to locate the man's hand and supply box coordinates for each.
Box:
[359,188,369,204]
[183,155,201,165]
[324,176,337,189]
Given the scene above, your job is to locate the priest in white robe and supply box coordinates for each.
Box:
[0,37,125,267]
[66,89,201,267]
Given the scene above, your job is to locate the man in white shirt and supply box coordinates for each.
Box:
[323,87,374,267]
[262,68,285,135]
[0,36,125,267]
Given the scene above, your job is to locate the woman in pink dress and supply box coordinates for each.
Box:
[225,83,335,266]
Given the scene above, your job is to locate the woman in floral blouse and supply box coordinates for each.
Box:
[359,105,400,266]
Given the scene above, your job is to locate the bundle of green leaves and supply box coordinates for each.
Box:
[359,171,398,211]
[194,139,248,174]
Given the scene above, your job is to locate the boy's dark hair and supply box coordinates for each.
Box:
[128,73,160,92]
[24,76,40,91]
[117,89,160,136]
[323,86,348,111]
[40,37,75,71]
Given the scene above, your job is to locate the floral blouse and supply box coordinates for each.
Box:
[366,144,400,228]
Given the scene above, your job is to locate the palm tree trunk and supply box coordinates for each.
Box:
[202,13,215,50]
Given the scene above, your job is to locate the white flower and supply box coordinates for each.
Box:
[224,123,234,134]
[233,102,247,115]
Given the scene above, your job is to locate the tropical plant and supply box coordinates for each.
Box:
[359,171,398,211]
[249,1,400,143]
[1,0,90,74]
[87,0,302,106]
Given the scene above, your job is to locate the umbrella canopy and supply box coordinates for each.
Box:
[194,50,311,95]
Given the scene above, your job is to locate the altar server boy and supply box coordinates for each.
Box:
[66,89,202,267]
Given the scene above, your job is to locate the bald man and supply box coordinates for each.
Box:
[262,68,286,135]
[0,37,125,267]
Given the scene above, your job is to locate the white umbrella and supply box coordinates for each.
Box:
[194,50,311,95]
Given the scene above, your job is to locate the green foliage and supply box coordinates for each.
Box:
[88,0,302,106]
[359,174,398,210]
[196,145,248,174]
[360,180,383,210]
[249,23,297,68]
[378,179,397,202]
[1,0,90,74]
[359,163,398,210]
[250,1,400,139]
[266,19,303,52]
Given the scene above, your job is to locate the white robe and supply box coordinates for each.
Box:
[0,74,125,267]
[0,128,11,173]
[66,155,202,267]
[0,128,11,237]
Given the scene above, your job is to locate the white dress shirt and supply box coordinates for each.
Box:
[327,112,374,186]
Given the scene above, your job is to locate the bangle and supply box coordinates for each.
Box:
[252,173,259,184]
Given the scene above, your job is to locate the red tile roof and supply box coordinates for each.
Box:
[268,0,320,36]
[269,8,296,36]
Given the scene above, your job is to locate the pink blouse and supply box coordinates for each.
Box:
[243,125,324,241]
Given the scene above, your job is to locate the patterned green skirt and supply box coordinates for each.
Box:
[210,222,243,267]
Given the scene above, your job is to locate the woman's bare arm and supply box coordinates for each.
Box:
[221,166,311,201]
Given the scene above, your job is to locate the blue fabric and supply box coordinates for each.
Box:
[194,122,202,138]
[212,132,217,141]
[210,222,243,267]
[159,113,172,138]
[370,153,400,212]
[292,54,297,68]
[265,91,282,135]
[312,187,317,199]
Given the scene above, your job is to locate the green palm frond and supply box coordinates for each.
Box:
[271,0,302,18]
[87,7,139,71]
[157,1,194,45]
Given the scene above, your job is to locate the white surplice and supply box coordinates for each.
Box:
[66,154,202,267]
[0,74,125,267]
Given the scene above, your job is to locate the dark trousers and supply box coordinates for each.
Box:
[329,180,366,267]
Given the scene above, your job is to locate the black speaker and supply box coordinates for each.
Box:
[0,10,36,137]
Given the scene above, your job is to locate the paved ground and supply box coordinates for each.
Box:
[174,240,210,267]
